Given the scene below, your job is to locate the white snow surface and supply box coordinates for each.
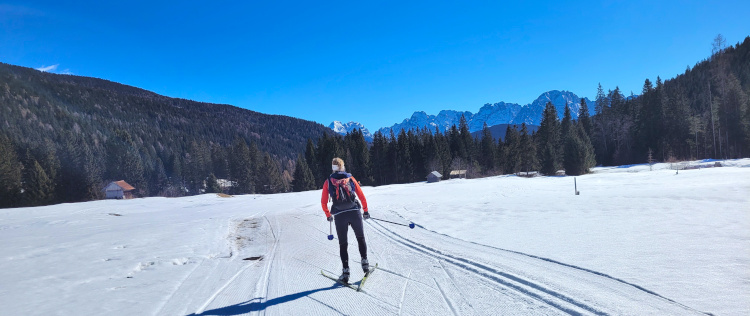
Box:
[2,159,748,315]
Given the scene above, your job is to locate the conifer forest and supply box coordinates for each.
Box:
[2,36,749,208]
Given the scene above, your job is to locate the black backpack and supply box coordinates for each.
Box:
[328,175,357,204]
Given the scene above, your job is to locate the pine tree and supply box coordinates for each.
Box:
[717,74,750,158]
[247,141,262,189]
[593,83,610,165]
[563,124,596,175]
[636,78,662,161]
[0,134,23,208]
[292,154,316,192]
[561,103,573,139]
[349,129,372,184]
[434,127,452,178]
[205,173,222,194]
[40,139,60,201]
[537,102,561,175]
[22,150,53,205]
[578,98,593,140]
[369,131,388,185]
[230,138,254,194]
[408,129,425,182]
[479,122,496,174]
[595,83,607,115]
[151,157,168,196]
[258,153,284,194]
[518,123,538,174]
[503,125,521,174]
[396,129,413,183]
[459,114,474,162]
[304,138,319,185]
[211,144,229,179]
[495,134,506,174]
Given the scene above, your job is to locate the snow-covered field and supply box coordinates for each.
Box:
[1,159,748,315]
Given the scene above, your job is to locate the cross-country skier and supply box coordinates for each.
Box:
[322,157,370,283]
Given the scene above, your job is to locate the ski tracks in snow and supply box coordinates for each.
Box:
[157,204,709,315]
[366,219,708,315]
[156,211,280,316]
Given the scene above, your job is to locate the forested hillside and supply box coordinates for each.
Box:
[0,63,332,207]
[2,36,748,208]
[591,35,750,165]
[293,36,750,191]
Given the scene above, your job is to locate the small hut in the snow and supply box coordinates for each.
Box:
[450,170,467,179]
[104,180,135,199]
[426,171,442,183]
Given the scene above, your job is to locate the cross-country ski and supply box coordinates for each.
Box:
[357,263,377,292]
[320,270,360,291]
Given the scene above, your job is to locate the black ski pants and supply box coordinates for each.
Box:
[334,210,367,269]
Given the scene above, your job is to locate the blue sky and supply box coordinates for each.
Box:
[2,1,749,131]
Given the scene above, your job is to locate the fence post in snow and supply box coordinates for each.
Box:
[575,177,580,195]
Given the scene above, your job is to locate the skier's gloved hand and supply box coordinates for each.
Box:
[363,212,370,220]
[327,216,333,222]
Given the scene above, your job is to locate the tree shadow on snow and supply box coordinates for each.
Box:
[186,285,342,315]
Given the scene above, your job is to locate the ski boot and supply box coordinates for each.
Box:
[338,268,350,283]
[361,258,370,273]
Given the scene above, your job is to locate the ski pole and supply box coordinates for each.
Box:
[371,217,415,229]
[328,221,334,240]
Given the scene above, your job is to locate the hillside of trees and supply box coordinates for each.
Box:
[292,35,750,191]
[2,35,748,208]
[0,62,333,208]
[591,35,750,165]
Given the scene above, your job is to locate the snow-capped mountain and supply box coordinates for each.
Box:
[328,121,373,142]
[378,110,474,136]
[377,90,597,135]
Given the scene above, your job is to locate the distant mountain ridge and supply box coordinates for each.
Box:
[376,90,596,136]
[328,121,373,142]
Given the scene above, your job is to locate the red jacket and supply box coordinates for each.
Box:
[321,175,368,218]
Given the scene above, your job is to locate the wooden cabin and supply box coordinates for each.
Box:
[104,180,135,199]
[426,171,442,183]
[449,170,467,179]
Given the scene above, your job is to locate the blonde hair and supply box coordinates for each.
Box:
[332,157,345,170]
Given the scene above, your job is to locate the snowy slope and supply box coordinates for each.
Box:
[1,159,748,315]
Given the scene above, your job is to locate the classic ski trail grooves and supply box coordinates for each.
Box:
[365,218,707,315]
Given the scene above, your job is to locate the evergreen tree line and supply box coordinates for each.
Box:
[0,62,331,208]
[292,108,596,192]
[591,36,750,165]
[2,36,748,206]
[292,36,750,191]
[0,129,299,208]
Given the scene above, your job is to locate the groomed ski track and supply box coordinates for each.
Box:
[155,203,707,316]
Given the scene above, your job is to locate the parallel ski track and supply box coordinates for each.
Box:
[370,217,710,315]
[434,277,459,316]
[438,259,475,313]
[248,215,280,316]
[193,213,280,316]
[397,215,712,316]
[397,270,411,316]
[369,220,606,315]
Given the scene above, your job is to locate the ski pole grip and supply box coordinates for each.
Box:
[328,221,334,240]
